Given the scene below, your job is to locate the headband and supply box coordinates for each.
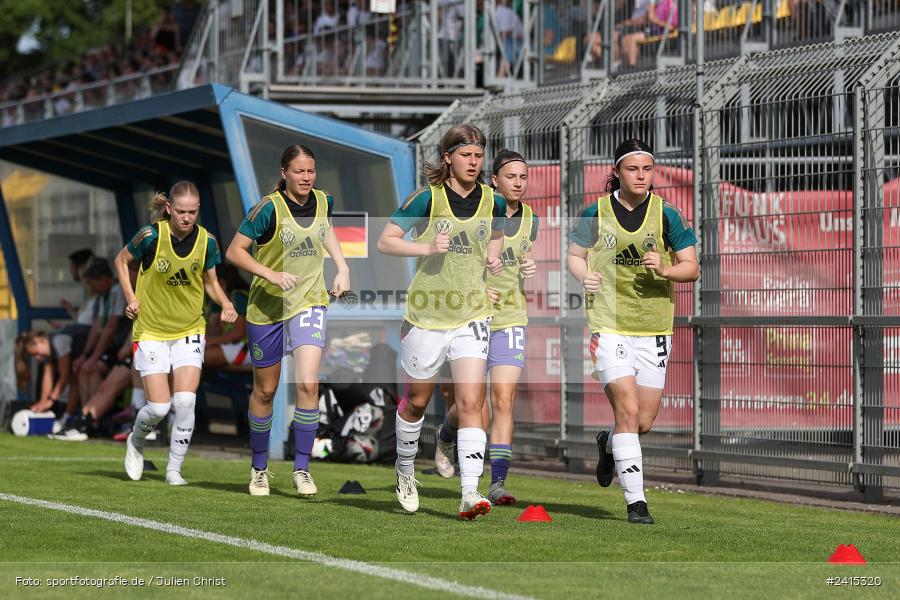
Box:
[445,142,485,155]
[493,157,527,175]
[615,150,654,165]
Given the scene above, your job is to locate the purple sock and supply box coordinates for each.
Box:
[490,444,512,484]
[293,408,319,472]
[248,412,273,471]
[438,413,457,443]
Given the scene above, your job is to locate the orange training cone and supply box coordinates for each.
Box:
[827,544,867,564]
[517,505,552,522]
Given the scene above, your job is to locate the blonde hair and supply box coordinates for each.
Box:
[147,181,200,222]
[423,124,487,186]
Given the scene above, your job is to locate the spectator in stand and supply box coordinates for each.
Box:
[152,8,181,53]
[314,2,340,34]
[621,0,678,67]
[173,0,202,48]
[438,0,463,78]
[495,0,525,76]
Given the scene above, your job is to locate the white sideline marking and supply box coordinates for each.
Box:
[0,493,534,600]
[0,457,120,461]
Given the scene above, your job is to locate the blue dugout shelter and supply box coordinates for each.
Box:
[0,84,415,456]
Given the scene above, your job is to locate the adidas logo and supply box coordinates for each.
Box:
[501,246,517,268]
[289,237,319,257]
[449,231,474,254]
[465,452,484,460]
[194,347,201,354]
[623,464,641,474]
[515,353,524,361]
[613,244,643,267]
[657,359,666,368]
[312,332,322,340]
[174,438,191,446]
[165,268,191,287]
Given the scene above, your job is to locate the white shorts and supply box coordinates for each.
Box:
[589,333,672,389]
[400,319,490,380]
[221,342,250,365]
[133,334,206,376]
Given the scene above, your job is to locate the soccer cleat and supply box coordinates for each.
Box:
[292,469,318,497]
[459,490,492,520]
[124,433,144,481]
[434,426,456,479]
[49,427,88,442]
[627,501,655,525]
[488,480,516,506]
[395,470,420,513]
[595,431,615,487]
[249,467,272,496]
[166,471,188,486]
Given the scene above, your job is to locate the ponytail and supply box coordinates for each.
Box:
[147,192,169,222]
[147,181,200,221]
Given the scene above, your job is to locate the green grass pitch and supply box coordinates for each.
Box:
[0,434,897,599]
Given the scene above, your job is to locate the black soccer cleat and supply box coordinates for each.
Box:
[595,431,615,487]
[627,501,655,525]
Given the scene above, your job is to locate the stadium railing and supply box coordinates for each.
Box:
[0,65,179,127]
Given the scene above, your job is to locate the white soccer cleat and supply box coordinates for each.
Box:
[396,470,420,513]
[292,469,318,497]
[166,471,188,486]
[459,490,492,520]
[124,433,144,481]
[49,428,88,442]
[249,467,272,496]
[434,428,456,479]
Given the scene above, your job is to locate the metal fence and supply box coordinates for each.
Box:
[418,31,900,499]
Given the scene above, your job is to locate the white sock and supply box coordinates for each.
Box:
[167,392,196,474]
[457,427,487,496]
[130,388,146,410]
[132,401,170,448]
[612,432,645,505]
[605,428,614,454]
[395,414,423,476]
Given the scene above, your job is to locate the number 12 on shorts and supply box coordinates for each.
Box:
[507,327,524,350]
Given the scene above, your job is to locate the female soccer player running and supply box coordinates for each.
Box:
[434,149,538,506]
[116,181,237,485]
[226,145,350,497]
[378,124,504,520]
[567,139,699,524]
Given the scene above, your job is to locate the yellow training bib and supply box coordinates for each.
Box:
[585,194,674,335]
[133,221,208,341]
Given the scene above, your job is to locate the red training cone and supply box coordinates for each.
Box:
[827,544,867,564]
[517,505,552,522]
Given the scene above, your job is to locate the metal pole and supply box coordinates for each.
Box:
[126,0,133,43]
[696,0,705,99]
